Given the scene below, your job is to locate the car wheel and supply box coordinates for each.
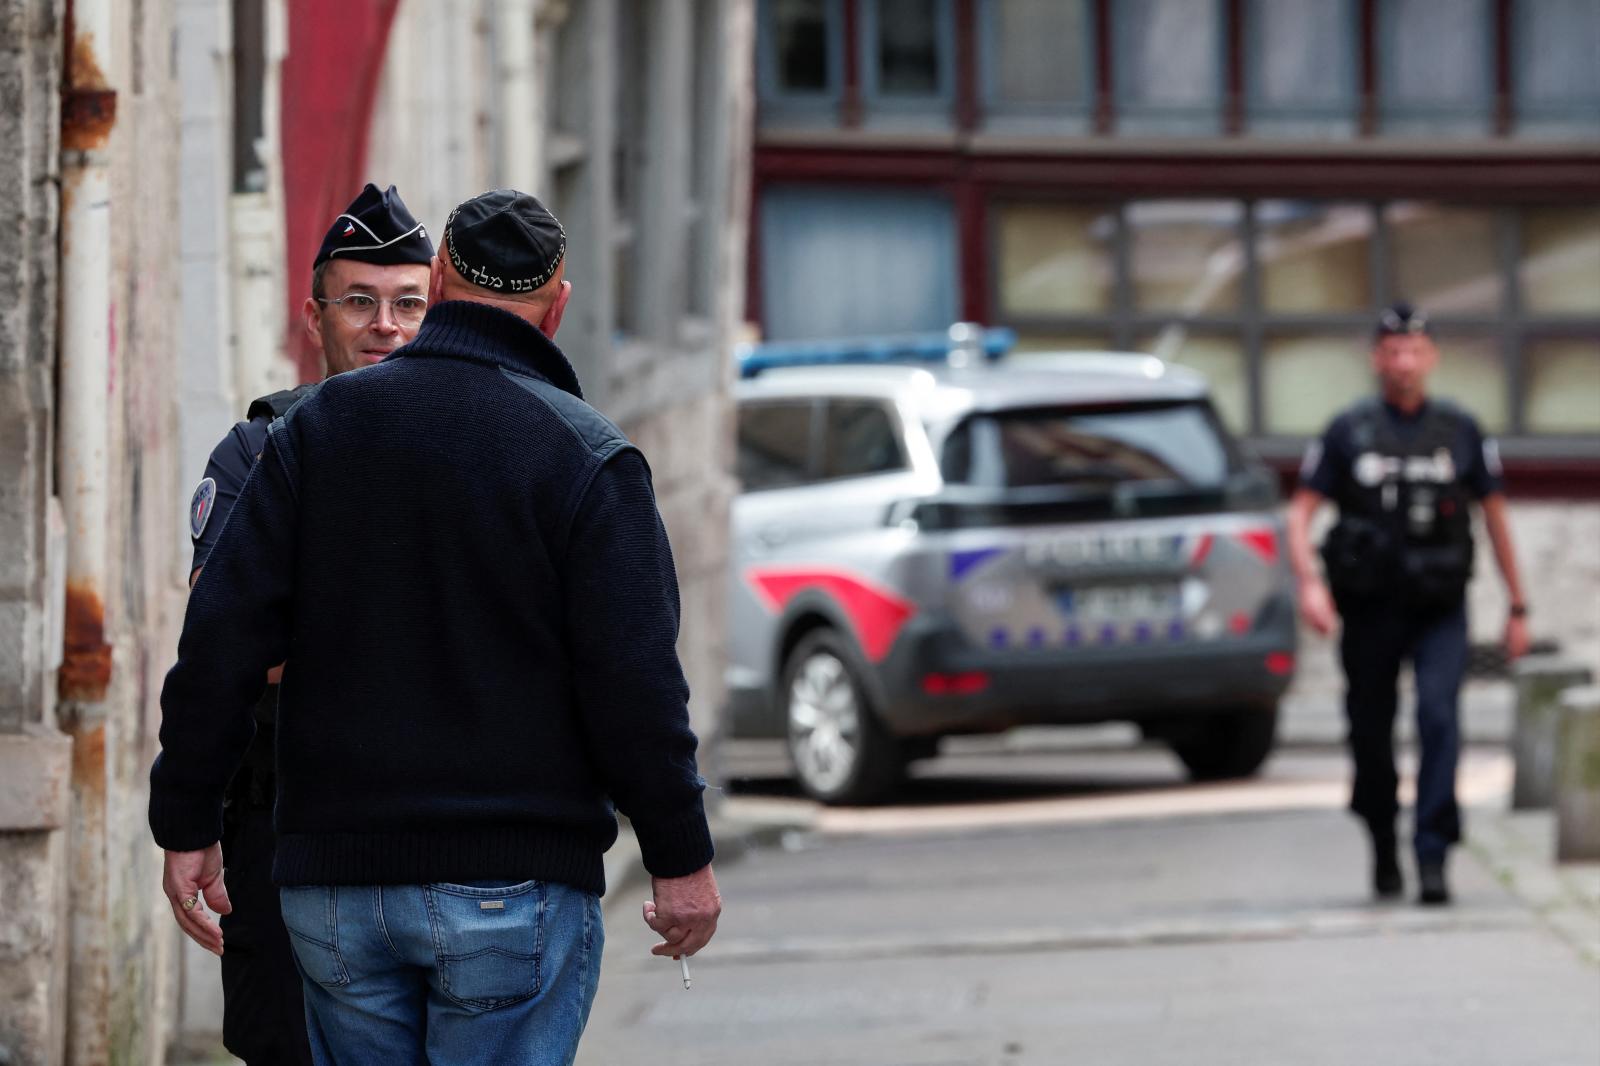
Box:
[1169,705,1279,781]
[782,629,903,805]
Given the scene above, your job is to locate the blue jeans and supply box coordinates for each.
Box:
[279,879,603,1066]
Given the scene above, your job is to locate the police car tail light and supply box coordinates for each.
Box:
[921,671,991,697]
[1234,528,1280,566]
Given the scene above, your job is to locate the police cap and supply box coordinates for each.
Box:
[313,183,434,268]
[442,189,567,296]
[1375,302,1430,340]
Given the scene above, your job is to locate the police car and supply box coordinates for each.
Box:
[724,327,1298,804]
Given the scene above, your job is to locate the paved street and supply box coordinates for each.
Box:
[580,745,1600,1066]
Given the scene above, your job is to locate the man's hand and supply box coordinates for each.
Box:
[1504,612,1531,661]
[1299,578,1339,637]
[163,843,231,956]
[642,864,721,959]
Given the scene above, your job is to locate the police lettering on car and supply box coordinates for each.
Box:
[1286,303,1530,907]
[179,183,435,1066]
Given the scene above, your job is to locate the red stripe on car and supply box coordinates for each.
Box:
[746,568,916,662]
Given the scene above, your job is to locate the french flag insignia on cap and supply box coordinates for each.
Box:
[342,221,356,236]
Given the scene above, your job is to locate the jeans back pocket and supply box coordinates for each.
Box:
[424,880,544,1012]
[278,885,351,988]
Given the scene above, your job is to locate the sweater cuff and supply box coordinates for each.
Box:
[630,796,715,879]
[148,781,225,853]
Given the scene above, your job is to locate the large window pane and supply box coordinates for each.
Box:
[1522,208,1600,314]
[1114,0,1223,135]
[1137,330,1249,432]
[986,0,1090,108]
[1129,201,1243,313]
[1428,334,1508,432]
[995,204,1115,316]
[1379,0,1492,135]
[1525,339,1600,434]
[1387,203,1503,314]
[1516,0,1600,137]
[1256,201,1374,313]
[874,0,945,97]
[1246,0,1357,136]
[761,186,957,340]
[1262,332,1371,434]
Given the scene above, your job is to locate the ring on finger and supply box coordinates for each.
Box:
[181,896,198,912]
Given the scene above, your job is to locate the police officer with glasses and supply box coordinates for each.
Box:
[181,183,434,1065]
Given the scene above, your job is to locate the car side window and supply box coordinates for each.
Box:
[822,400,906,481]
[737,400,815,492]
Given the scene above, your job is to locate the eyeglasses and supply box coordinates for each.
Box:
[317,293,429,328]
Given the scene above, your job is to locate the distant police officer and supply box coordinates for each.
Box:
[186,183,433,1065]
[1287,304,1530,906]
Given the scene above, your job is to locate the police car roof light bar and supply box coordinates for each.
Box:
[737,323,1018,379]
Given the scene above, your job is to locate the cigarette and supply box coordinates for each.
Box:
[679,955,692,990]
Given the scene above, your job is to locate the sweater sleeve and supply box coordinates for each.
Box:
[149,423,300,851]
[563,448,714,879]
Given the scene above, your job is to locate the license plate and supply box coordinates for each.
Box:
[1056,583,1182,621]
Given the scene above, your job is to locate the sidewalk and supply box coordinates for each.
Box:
[1468,808,1600,964]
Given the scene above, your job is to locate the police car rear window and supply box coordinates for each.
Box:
[942,400,1237,489]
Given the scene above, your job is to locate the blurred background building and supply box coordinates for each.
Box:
[745,0,1600,677]
[1,0,751,1061]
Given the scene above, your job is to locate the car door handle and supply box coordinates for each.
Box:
[758,525,788,548]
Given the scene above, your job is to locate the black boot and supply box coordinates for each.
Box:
[1418,859,1450,906]
[1371,828,1402,900]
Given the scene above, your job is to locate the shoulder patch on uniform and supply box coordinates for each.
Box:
[189,477,217,539]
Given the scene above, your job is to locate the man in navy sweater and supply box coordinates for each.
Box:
[151,189,720,1064]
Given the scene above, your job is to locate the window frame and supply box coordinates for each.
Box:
[976,0,1097,129]
[1512,0,1600,134]
[1110,0,1230,136]
[859,0,958,117]
[1242,0,1360,135]
[1376,0,1497,135]
[757,0,848,116]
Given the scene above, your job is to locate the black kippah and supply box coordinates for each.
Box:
[313,184,434,269]
[442,189,567,295]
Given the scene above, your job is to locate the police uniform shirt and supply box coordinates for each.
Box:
[190,416,273,575]
[1300,399,1504,504]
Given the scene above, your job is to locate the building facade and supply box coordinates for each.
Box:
[747,0,1600,671]
[1,1,753,1061]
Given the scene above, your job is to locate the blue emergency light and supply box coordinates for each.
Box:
[737,324,1018,379]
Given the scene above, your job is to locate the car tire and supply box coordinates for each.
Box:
[1169,705,1279,781]
[782,629,903,805]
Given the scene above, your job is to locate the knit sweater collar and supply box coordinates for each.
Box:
[396,300,584,399]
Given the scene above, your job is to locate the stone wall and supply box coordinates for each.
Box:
[0,1,191,1062]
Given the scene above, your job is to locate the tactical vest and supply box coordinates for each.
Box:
[246,383,316,422]
[1322,399,1475,612]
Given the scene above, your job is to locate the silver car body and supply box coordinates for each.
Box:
[725,352,1297,794]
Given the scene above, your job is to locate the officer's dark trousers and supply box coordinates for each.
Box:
[1340,601,1469,863]
[220,787,314,1066]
